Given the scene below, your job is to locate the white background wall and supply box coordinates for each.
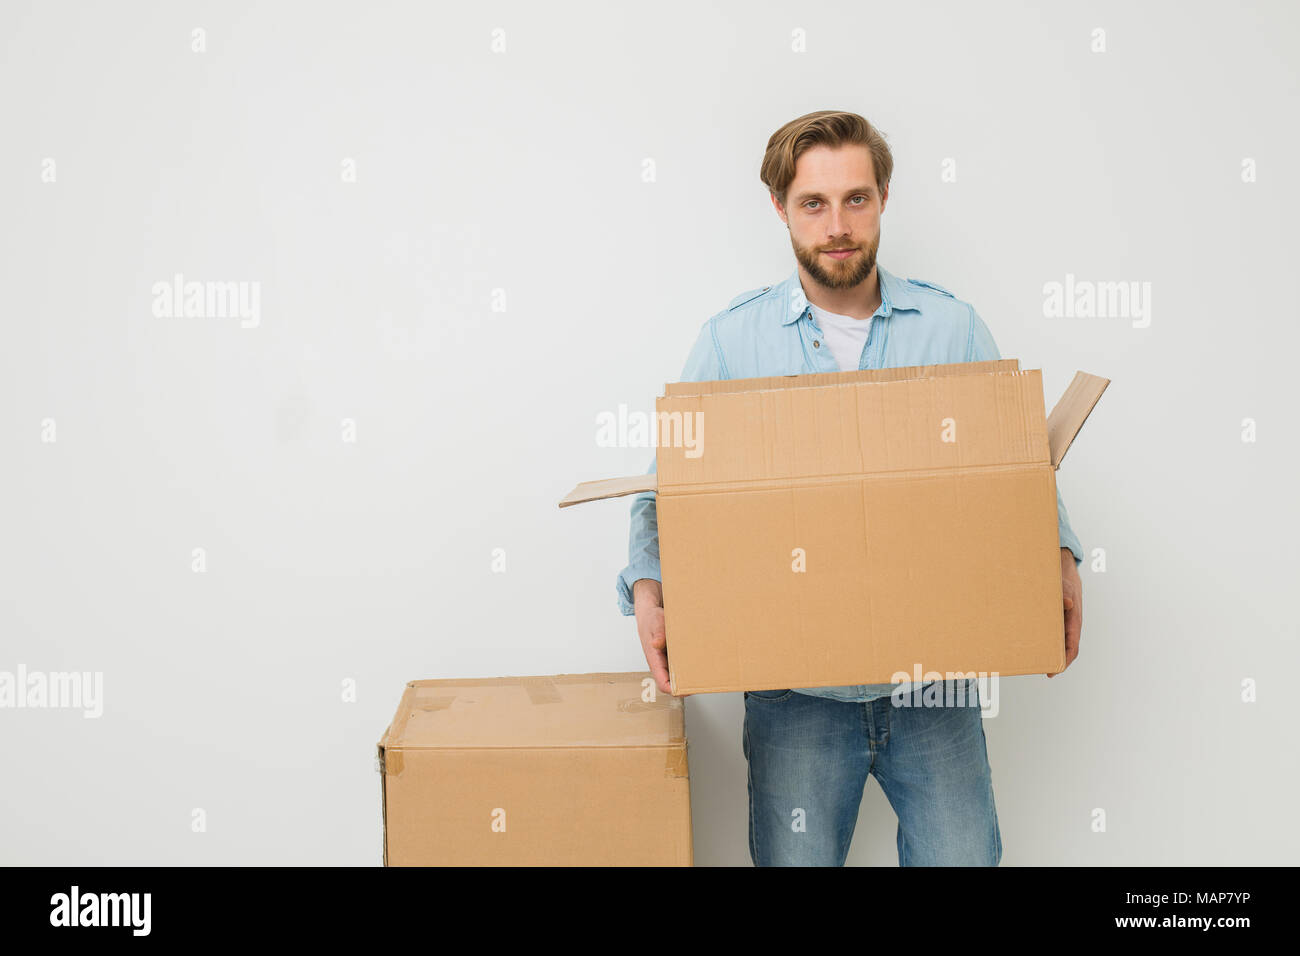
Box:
[2,0,1296,865]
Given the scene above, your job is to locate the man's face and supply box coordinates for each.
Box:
[774,144,888,291]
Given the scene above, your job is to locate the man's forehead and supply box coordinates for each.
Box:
[790,147,877,194]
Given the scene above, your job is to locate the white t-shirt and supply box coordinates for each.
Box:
[809,302,873,372]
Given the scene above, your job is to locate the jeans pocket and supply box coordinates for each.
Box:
[744,688,794,703]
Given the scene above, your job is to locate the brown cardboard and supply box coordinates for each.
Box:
[377,671,692,866]
[561,360,1109,695]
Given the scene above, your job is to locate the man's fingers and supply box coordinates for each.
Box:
[641,627,670,693]
[1052,605,1081,676]
[652,664,671,694]
[651,651,671,694]
[1065,630,1080,666]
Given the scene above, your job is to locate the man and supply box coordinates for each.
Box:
[615,110,1085,866]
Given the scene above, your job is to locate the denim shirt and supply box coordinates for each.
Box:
[616,264,1084,703]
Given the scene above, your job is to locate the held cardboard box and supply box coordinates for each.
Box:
[560,360,1109,695]
[377,671,692,866]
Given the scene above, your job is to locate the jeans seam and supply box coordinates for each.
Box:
[979,716,1001,865]
[989,776,1001,864]
[862,702,876,772]
[745,718,758,864]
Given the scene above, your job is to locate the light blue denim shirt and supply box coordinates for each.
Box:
[617,264,1084,703]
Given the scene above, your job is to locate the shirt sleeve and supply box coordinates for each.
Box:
[967,304,1083,568]
[615,316,725,615]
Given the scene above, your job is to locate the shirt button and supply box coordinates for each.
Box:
[813,340,821,348]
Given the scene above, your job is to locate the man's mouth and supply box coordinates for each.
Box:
[824,248,857,259]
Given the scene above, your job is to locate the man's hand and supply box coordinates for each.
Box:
[1048,548,1083,678]
[633,578,677,695]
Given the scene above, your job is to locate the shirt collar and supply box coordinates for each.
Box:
[780,264,921,325]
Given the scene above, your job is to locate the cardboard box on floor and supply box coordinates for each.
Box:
[560,360,1109,696]
[377,671,692,866]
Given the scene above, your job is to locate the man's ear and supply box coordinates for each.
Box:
[879,183,889,215]
[769,191,787,224]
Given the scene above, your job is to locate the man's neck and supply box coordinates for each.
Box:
[798,265,882,320]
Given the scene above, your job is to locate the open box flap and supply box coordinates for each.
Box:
[1048,371,1110,469]
[558,474,658,508]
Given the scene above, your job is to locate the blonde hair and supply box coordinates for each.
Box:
[760,110,894,208]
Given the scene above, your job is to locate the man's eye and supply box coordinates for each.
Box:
[805,197,867,209]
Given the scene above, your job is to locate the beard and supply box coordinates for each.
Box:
[791,232,879,291]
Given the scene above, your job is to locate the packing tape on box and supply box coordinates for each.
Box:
[379,704,415,777]
[619,697,689,777]
[380,688,459,777]
[662,744,689,779]
[380,681,560,777]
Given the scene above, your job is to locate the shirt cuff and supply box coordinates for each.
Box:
[1059,529,1084,568]
[616,564,662,616]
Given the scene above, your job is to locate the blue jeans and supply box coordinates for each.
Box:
[742,680,1001,866]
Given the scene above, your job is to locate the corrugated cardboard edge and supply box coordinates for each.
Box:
[677,731,693,866]
[377,740,389,866]
[671,661,1066,696]
[1047,371,1110,469]
[662,358,1020,397]
[377,724,395,866]
[377,679,423,866]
